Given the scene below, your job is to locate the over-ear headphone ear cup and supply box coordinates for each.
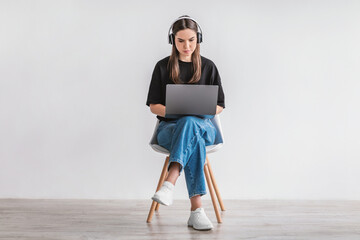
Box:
[197,32,202,43]
[169,33,175,45]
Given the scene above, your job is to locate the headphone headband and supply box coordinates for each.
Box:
[168,16,203,44]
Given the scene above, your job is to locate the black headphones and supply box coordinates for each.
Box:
[168,15,203,45]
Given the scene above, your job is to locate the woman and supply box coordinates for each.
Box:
[146,15,225,231]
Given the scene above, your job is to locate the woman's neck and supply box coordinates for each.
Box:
[179,55,192,62]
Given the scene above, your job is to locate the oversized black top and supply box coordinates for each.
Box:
[146,55,225,122]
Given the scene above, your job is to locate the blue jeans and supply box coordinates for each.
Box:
[157,116,217,199]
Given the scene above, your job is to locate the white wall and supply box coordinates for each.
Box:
[1,0,359,200]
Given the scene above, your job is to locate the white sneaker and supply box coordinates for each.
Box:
[187,208,214,231]
[151,181,175,206]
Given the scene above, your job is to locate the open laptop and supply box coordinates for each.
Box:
[165,84,218,118]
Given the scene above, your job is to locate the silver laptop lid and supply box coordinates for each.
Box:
[165,84,218,117]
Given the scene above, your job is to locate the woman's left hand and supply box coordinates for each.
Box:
[216,105,223,115]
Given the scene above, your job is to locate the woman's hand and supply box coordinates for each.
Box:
[150,104,166,117]
[216,105,223,115]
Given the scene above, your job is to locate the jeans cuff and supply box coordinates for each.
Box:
[189,191,207,199]
[168,157,184,174]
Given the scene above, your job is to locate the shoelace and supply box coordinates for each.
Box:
[193,211,211,224]
[161,185,172,193]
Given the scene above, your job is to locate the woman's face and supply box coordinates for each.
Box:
[174,29,197,61]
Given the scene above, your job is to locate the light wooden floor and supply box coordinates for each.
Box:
[0,199,359,240]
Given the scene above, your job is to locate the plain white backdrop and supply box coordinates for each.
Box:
[1,0,359,200]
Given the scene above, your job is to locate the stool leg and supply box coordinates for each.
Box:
[146,156,169,223]
[204,157,222,223]
[206,156,225,211]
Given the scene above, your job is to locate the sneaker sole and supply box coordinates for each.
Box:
[187,224,213,231]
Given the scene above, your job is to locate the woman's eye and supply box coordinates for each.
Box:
[178,39,194,43]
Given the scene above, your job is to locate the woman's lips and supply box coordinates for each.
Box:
[183,50,190,53]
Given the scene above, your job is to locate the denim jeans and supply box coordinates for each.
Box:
[157,116,217,199]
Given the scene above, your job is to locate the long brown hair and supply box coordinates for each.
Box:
[167,18,201,84]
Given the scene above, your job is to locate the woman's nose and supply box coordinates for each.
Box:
[185,41,190,48]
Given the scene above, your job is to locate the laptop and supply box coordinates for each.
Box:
[165,84,218,118]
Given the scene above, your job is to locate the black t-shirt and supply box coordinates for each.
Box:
[146,55,225,122]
